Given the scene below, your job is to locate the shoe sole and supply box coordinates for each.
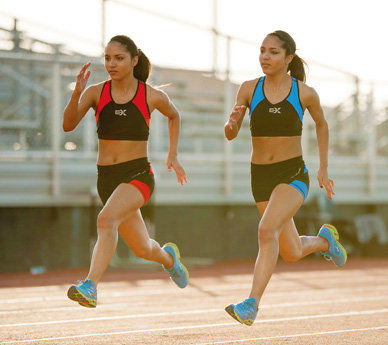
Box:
[321,224,347,267]
[163,242,189,288]
[225,305,254,326]
[67,286,96,308]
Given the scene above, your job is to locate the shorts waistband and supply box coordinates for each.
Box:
[251,156,304,169]
[97,157,149,172]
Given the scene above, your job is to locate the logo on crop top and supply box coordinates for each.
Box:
[115,109,127,116]
[269,107,281,114]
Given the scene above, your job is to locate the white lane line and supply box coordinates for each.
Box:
[1,283,387,305]
[0,287,186,304]
[0,308,220,327]
[1,294,388,317]
[196,326,388,345]
[1,309,387,343]
[1,271,387,295]
[1,268,386,296]
[262,295,388,309]
[1,272,386,295]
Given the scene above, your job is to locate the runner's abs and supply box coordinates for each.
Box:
[97,140,148,166]
[251,136,302,164]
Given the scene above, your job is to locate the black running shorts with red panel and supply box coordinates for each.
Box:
[97,157,155,206]
[251,156,309,203]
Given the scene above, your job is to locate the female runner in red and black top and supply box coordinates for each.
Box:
[64,35,189,308]
[224,30,347,325]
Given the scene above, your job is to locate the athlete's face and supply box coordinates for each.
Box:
[104,41,138,79]
[259,35,293,75]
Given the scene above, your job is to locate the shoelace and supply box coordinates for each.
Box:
[76,280,96,296]
[240,300,257,316]
[324,243,341,261]
[323,254,333,262]
[168,266,183,278]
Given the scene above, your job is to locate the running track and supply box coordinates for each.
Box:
[1,258,387,344]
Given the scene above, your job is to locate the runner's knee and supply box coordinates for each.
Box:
[97,210,116,234]
[281,249,302,263]
[258,221,279,244]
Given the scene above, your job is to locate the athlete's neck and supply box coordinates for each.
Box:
[264,73,291,92]
[111,76,138,96]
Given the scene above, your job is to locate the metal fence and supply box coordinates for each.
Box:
[0,50,388,208]
[1,10,388,208]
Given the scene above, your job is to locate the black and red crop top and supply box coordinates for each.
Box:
[95,80,150,141]
[249,76,304,137]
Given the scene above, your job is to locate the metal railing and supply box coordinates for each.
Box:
[1,11,388,207]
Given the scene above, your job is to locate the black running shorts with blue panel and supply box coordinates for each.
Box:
[251,156,309,203]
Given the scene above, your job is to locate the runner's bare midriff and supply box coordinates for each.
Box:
[251,136,302,164]
[97,140,148,165]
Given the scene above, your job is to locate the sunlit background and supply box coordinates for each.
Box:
[1,0,388,104]
[0,0,387,272]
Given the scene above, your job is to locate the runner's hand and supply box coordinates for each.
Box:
[317,169,334,200]
[74,62,91,95]
[166,156,187,185]
[228,105,246,130]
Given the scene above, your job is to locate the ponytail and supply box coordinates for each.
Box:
[267,30,307,82]
[288,54,307,83]
[108,35,151,82]
[134,48,151,82]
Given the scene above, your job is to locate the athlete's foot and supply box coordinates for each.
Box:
[318,224,347,267]
[225,297,258,326]
[67,279,97,308]
[162,242,189,288]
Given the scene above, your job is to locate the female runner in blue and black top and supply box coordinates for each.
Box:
[224,30,347,326]
[63,35,189,308]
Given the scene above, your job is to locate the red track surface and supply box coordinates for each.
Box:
[1,258,388,344]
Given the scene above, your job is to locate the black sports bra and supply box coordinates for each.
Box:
[95,80,150,141]
[249,76,304,137]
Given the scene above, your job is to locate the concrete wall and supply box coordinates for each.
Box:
[1,203,388,273]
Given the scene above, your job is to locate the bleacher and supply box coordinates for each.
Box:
[1,24,388,209]
[2,18,388,271]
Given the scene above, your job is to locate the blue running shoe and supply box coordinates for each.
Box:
[162,242,189,288]
[318,224,347,267]
[67,279,97,308]
[225,298,258,326]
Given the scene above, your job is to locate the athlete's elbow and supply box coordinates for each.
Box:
[62,121,75,132]
[315,119,328,130]
[224,129,237,141]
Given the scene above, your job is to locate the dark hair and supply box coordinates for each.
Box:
[267,30,307,82]
[108,35,151,82]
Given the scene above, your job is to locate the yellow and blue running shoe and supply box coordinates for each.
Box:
[67,279,97,308]
[162,242,189,288]
[225,297,258,326]
[318,224,347,267]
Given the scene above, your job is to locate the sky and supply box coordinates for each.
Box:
[1,0,387,109]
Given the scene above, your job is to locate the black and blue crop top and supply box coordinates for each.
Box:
[95,80,150,141]
[249,76,304,137]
